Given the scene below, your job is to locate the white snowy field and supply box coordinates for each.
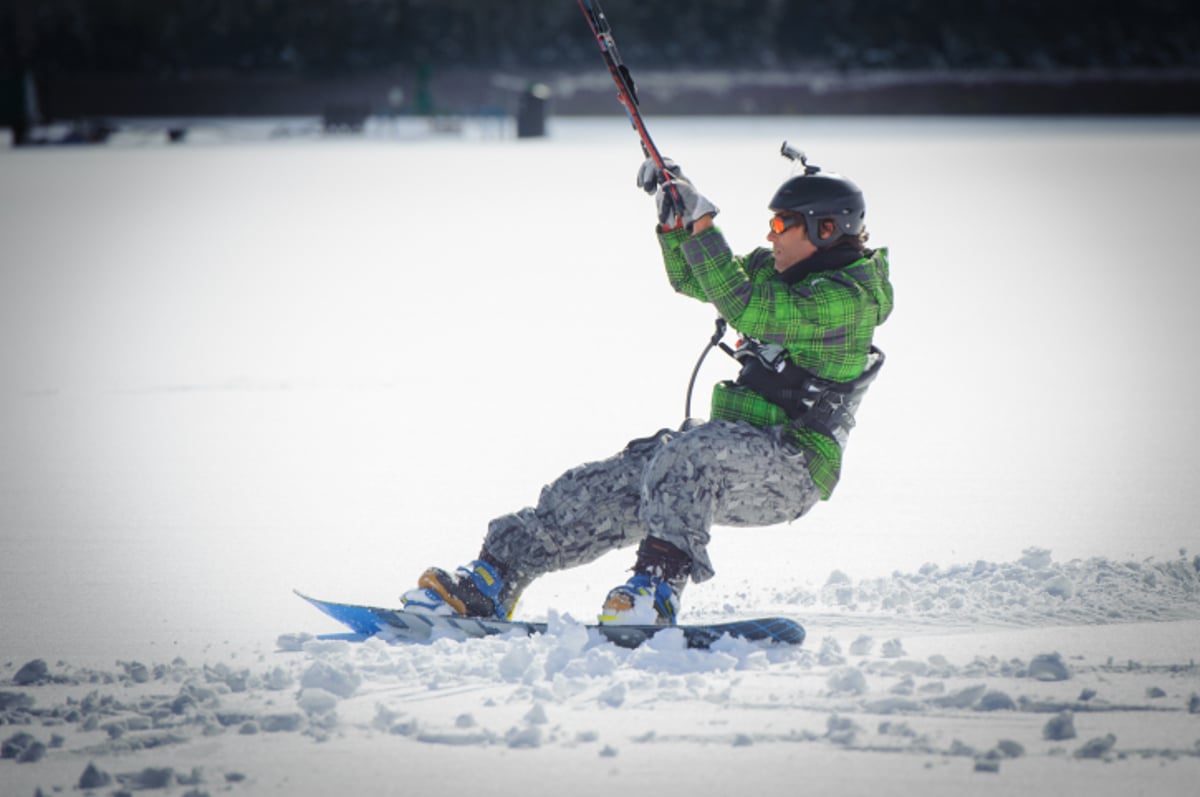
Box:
[2,116,1199,795]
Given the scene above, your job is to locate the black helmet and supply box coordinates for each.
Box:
[769,170,865,248]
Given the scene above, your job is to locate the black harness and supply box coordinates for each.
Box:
[732,342,885,446]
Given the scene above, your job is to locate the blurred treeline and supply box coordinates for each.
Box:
[4,0,1197,76]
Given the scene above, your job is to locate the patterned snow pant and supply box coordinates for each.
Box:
[482,419,821,598]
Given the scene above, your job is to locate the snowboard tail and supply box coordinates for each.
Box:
[294,590,804,650]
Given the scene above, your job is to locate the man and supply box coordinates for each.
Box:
[403,152,893,625]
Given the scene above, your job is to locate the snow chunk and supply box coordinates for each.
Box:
[276,633,314,652]
[1028,652,1070,681]
[818,637,845,666]
[977,690,1017,711]
[1020,547,1054,569]
[498,641,538,682]
[1075,733,1117,759]
[827,667,868,696]
[78,762,112,789]
[506,726,542,749]
[849,635,874,655]
[543,612,590,676]
[13,659,49,686]
[296,688,339,715]
[597,682,627,708]
[300,660,361,698]
[1043,711,1077,741]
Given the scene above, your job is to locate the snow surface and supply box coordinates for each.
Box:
[2,116,1199,795]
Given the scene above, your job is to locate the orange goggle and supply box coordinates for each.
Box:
[769,214,803,235]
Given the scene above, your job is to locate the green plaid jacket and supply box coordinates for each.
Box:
[659,226,893,498]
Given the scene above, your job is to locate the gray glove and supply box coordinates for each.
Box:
[635,157,719,230]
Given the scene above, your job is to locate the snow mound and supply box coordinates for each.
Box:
[772,549,1200,625]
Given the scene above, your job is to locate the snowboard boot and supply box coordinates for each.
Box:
[599,572,681,626]
[402,559,518,620]
[599,537,691,626]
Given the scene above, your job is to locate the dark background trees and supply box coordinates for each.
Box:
[5,0,1196,77]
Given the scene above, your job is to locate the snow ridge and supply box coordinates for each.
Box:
[775,548,1200,626]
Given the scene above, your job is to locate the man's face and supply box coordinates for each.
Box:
[767,212,817,273]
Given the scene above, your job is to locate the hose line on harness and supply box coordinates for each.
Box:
[683,317,736,424]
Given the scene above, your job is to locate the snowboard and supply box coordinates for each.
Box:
[295,590,805,650]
